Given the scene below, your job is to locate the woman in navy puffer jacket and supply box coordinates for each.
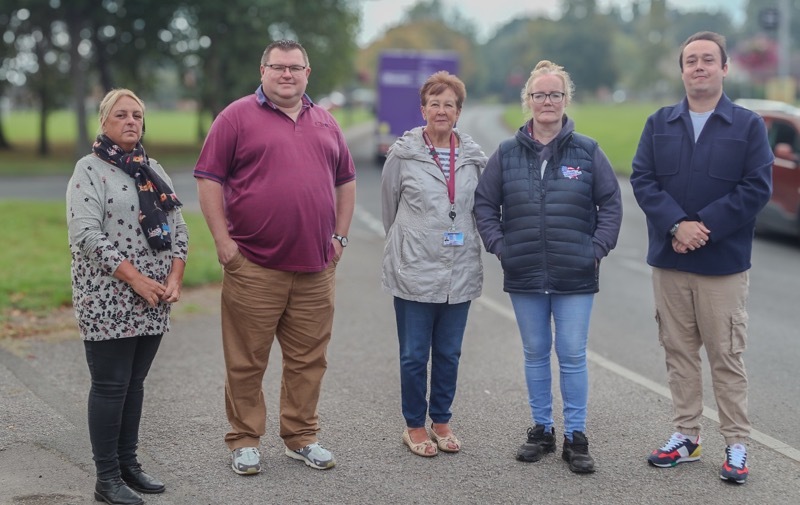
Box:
[474,60,622,474]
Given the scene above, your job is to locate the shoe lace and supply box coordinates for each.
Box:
[658,433,687,452]
[237,447,259,461]
[726,444,746,468]
[526,425,548,442]
[308,443,330,458]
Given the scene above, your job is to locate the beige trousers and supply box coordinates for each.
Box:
[652,268,750,445]
[220,252,336,451]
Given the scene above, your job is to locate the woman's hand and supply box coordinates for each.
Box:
[161,274,182,304]
[129,275,167,307]
[114,259,165,307]
[161,258,186,304]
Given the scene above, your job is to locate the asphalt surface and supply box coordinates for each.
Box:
[2,121,800,505]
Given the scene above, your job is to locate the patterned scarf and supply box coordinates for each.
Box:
[92,134,182,251]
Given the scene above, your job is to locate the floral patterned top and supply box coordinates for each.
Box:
[67,154,189,341]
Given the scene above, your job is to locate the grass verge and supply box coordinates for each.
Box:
[0,107,373,176]
[0,106,372,337]
[503,101,664,176]
[0,201,222,335]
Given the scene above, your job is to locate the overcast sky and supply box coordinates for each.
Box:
[358,0,746,46]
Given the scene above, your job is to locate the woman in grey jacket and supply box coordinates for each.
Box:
[381,71,487,458]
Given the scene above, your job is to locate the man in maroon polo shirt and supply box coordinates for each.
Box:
[194,39,356,476]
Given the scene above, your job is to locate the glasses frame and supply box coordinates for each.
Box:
[264,63,307,75]
[529,92,565,104]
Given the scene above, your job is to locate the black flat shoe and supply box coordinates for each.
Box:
[94,478,144,505]
[121,464,166,494]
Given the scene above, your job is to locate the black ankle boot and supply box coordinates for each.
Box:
[94,477,144,505]
[562,431,596,473]
[121,464,166,494]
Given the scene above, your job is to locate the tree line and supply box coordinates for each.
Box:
[0,0,358,155]
[359,0,796,102]
[1,0,795,155]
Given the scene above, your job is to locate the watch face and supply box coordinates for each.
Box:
[340,236,348,247]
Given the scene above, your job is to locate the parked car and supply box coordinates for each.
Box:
[736,99,800,239]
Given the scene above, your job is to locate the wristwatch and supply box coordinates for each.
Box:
[669,222,681,236]
[332,234,348,247]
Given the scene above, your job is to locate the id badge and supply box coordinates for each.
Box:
[443,231,464,247]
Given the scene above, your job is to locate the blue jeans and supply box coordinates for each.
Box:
[84,334,162,479]
[394,297,471,428]
[509,292,594,437]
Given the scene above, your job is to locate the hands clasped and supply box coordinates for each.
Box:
[672,220,710,254]
[131,275,181,307]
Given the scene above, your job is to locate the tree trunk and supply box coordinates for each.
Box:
[196,108,205,142]
[92,27,114,92]
[33,38,50,156]
[0,105,11,150]
[66,6,90,158]
[37,96,49,156]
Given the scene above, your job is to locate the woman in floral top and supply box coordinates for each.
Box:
[66,88,188,505]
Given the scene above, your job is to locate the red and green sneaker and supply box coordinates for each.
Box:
[720,444,749,484]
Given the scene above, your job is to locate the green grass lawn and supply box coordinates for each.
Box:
[503,101,662,176]
[3,103,651,176]
[0,102,654,320]
[0,107,373,176]
[0,201,222,322]
[0,106,373,323]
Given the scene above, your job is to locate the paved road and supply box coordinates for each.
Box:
[1,111,799,505]
[0,169,201,211]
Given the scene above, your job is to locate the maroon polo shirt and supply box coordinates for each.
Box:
[194,88,356,272]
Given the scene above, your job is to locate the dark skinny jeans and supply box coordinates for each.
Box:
[84,334,162,480]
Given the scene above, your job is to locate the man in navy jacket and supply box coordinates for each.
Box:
[630,31,772,485]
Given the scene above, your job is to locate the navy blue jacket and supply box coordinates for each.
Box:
[630,94,773,275]
[475,117,622,294]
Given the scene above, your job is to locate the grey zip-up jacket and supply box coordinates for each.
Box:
[381,126,488,304]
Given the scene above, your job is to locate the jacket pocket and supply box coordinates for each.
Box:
[708,139,747,182]
[653,134,682,176]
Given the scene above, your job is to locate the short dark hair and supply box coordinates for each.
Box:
[419,71,467,110]
[679,31,727,70]
[261,39,309,67]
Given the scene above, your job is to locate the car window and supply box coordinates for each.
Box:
[768,120,799,154]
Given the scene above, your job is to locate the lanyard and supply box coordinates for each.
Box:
[422,130,458,223]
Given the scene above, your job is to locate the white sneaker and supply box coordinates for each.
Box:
[231,447,261,475]
[285,442,336,470]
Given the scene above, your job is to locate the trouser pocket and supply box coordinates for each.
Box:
[729,309,748,354]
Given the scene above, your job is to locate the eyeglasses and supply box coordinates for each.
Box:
[530,92,565,104]
[264,64,307,75]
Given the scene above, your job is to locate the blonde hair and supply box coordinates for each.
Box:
[520,60,575,118]
[97,88,145,134]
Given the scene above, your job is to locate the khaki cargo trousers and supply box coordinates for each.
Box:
[652,268,750,446]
